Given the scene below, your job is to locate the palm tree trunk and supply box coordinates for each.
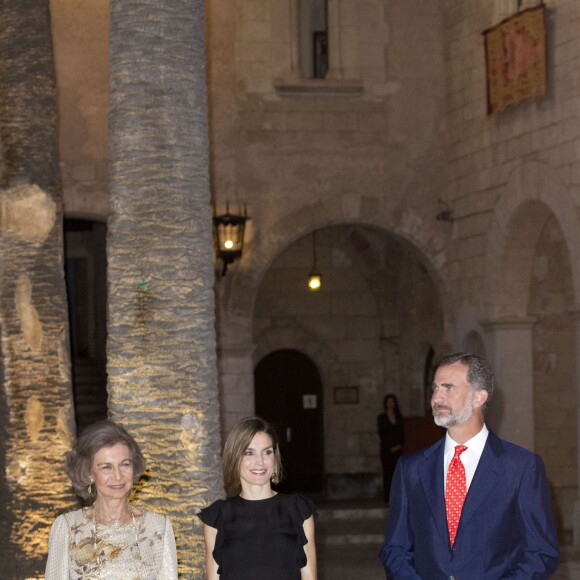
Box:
[108,1,223,576]
[0,1,76,577]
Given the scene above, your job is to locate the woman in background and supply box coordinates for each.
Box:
[377,394,405,504]
[199,416,317,579]
[45,420,178,579]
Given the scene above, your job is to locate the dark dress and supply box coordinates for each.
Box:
[377,413,405,502]
[198,493,316,580]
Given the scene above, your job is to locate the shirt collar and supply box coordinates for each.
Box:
[444,423,489,457]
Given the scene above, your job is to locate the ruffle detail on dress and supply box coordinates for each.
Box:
[197,499,226,574]
[291,494,317,569]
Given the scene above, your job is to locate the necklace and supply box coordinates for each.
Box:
[89,503,141,572]
[94,503,132,526]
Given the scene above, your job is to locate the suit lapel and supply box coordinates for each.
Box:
[419,438,449,541]
[457,431,503,533]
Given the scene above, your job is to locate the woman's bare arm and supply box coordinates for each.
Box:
[203,524,220,580]
[301,515,317,580]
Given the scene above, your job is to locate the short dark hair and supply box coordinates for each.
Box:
[67,420,146,504]
[437,352,494,408]
[222,417,284,496]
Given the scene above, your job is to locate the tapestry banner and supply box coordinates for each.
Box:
[483,5,547,114]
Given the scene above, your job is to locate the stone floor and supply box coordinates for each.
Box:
[314,498,580,579]
[317,543,580,579]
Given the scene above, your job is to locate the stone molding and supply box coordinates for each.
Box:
[273,78,364,98]
[481,316,537,330]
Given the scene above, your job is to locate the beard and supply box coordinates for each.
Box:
[432,390,474,428]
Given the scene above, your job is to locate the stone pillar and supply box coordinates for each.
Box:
[570,309,580,545]
[217,343,256,437]
[483,317,536,450]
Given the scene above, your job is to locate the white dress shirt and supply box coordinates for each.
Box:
[443,424,489,492]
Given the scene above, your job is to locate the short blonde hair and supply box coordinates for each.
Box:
[67,420,146,504]
[222,417,284,496]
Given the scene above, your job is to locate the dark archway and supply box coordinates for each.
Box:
[255,349,324,492]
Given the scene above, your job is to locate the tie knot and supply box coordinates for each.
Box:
[454,445,468,458]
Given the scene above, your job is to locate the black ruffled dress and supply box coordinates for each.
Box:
[198,493,316,580]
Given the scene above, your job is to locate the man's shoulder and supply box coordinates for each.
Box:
[487,431,542,463]
[400,437,444,464]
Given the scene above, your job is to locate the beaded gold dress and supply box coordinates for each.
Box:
[45,507,178,580]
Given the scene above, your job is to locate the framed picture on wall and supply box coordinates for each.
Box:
[333,386,359,405]
[483,4,547,114]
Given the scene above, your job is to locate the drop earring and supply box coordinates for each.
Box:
[88,483,92,495]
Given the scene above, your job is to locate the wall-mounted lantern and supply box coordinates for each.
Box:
[212,203,250,276]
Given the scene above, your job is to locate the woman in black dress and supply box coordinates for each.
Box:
[199,417,317,579]
[377,394,405,504]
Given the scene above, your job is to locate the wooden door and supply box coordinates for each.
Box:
[255,349,324,492]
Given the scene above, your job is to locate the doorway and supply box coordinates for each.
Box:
[64,218,108,433]
[254,349,324,492]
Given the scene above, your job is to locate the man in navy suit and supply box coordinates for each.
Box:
[380,352,559,579]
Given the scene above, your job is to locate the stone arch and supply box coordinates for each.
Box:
[484,160,580,317]
[221,193,452,346]
[464,330,486,358]
[453,305,489,354]
[253,324,343,390]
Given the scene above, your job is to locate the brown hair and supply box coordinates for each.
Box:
[67,420,146,504]
[437,352,495,411]
[222,416,284,496]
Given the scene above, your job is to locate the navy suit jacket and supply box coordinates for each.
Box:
[379,431,559,579]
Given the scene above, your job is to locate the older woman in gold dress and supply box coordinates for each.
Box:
[45,420,178,579]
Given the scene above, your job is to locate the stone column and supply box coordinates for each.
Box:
[482,317,536,450]
[218,343,256,438]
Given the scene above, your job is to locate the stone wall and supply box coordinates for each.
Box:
[50,0,109,219]
[442,0,580,539]
[530,215,576,541]
[442,0,580,313]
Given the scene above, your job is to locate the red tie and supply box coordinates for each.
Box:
[445,444,468,547]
